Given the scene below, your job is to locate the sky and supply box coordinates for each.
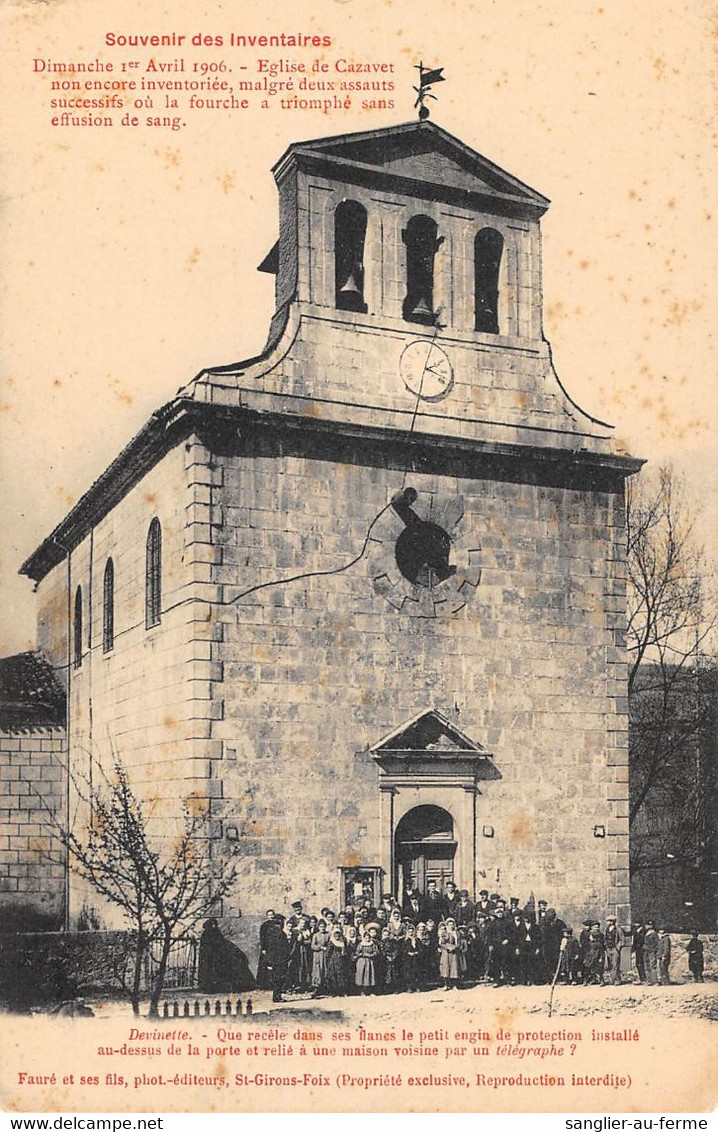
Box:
[1,0,716,657]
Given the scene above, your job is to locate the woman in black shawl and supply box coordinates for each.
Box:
[197,918,256,993]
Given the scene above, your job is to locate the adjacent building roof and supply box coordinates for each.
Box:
[0,652,66,730]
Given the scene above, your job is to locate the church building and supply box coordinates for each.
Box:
[13,119,642,948]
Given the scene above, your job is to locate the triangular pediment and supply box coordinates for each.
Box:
[279,121,549,213]
[370,708,485,753]
[379,149,492,194]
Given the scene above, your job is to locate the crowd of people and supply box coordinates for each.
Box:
[254,881,708,1002]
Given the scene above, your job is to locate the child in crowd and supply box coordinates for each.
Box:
[354,928,380,994]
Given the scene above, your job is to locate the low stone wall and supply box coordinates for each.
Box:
[0,929,136,1010]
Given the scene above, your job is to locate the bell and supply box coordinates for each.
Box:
[409,295,434,320]
[338,270,362,299]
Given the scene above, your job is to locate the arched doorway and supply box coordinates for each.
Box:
[394,805,456,896]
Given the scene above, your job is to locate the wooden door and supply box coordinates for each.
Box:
[397,841,455,895]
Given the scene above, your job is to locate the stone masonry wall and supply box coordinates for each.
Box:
[0,727,66,930]
[33,438,225,923]
[198,428,630,956]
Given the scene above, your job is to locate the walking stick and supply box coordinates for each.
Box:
[547,938,568,1018]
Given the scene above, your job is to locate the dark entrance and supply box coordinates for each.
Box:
[394,805,456,896]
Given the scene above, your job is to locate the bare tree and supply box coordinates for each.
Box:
[42,757,238,1016]
[626,465,717,890]
[626,466,711,695]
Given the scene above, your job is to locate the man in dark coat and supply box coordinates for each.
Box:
[604,916,626,985]
[510,913,537,985]
[539,909,566,983]
[643,922,659,985]
[264,919,292,1002]
[465,925,485,982]
[631,922,646,982]
[443,881,461,920]
[487,910,512,987]
[657,929,671,985]
[256,909,277,990]
[423,879,446,921]
[476,912,491,980]
[578,920,593,983]
[402,883,424,923]
[686,932,704,982]
[476,890,494,918]
[456,890,475,927]
[287,900,306,929]
[493,897,508,922]
[583,923,606,985]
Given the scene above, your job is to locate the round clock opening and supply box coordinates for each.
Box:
[395,521,456,588]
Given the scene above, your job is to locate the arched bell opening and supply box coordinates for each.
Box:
[334,200,368,313]
[402,214,441,325]
[474,227,504,333]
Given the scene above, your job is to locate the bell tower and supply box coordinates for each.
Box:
[256,119,547,354]
[198,119,614,467]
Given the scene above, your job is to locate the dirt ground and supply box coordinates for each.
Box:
[83,973,718,1024]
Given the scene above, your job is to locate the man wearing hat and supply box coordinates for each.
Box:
[443,881,461,919]
[424,878,446,920]
[380,893,397,922]
[287,899,305,930]
[583,922,606,986]
[476,889,494,917]
[577,919,593,982]
[604,915,626,985]
[257,908,277,989]
[402,882,424,923]
[456,889,475,927]
[487,908,512,987]
[631,921,646,983]
[539,907,566,983]
[264,917,292,1003]
[643,921,659,985]
[657,928,672,985]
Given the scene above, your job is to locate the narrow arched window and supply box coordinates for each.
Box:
[334,200,368,313]
[474,227,504,333]
[145,518,162,628]
[102,558,115,653]
[402,215,441,326]
[73,585,83,669]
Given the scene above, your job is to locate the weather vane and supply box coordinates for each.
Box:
[414,61,446,120]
